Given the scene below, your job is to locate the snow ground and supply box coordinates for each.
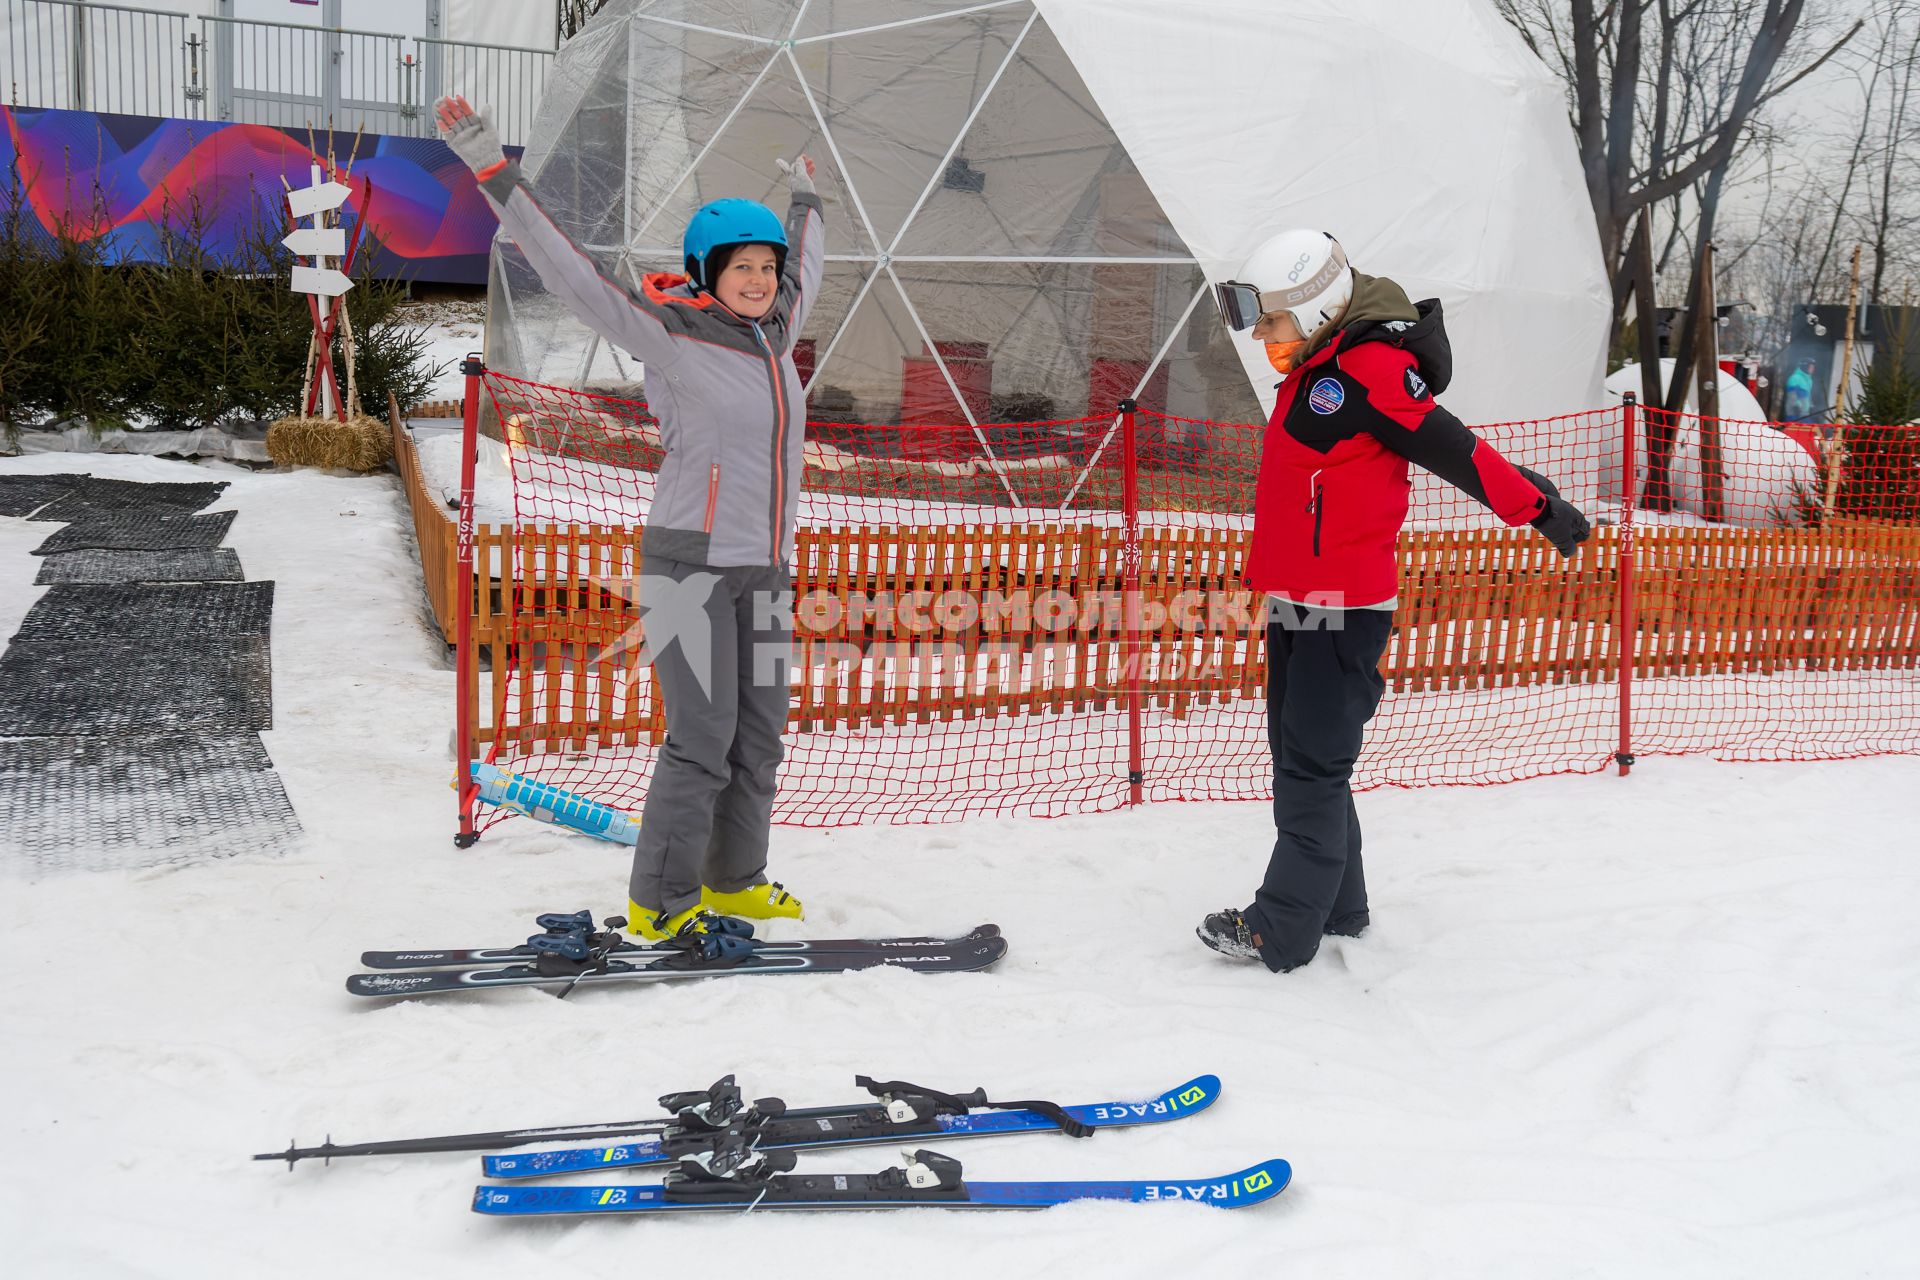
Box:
[2,451,1918,1279]
[397,297,488,405]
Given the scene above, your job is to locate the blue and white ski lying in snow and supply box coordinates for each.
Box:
[472,1152,1291,1216]
[483,1075,1222,1180]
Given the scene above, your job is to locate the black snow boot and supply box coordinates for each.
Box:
[1196,908,1262,962]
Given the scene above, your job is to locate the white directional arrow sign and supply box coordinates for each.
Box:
[283,226,346,257]
[286,180,352,220]
[290,265,355,297]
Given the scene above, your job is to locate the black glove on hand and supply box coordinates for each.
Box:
[1516,465,1560,499]
[1514,465,1589,557]
[1531,495,1591,557]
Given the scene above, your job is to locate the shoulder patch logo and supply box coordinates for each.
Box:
[1404,367,1430,400]
[1308,377,1345,415]
[1383,320,1413,332]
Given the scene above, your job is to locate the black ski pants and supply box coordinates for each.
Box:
[1245,606,1392,972]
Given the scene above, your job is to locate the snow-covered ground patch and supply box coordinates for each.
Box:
[395,296,488,404]
[2,451,1917,1278]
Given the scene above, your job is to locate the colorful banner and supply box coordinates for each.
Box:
[0,106,512,284]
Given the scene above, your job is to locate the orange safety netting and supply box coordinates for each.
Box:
[456,372,1920,834]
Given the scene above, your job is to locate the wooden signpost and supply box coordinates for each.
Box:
[283,146,374,422]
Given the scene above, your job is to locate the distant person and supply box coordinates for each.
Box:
[436,95,821,958]
[1200,230,1592,973]
[1783,361,1815,422]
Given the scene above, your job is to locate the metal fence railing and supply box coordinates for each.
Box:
[3,0,194,120]
[2,0,551,144]
[416,35,552,150]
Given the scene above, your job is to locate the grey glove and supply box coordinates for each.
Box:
[776,154,816,197]
[435,95,506,177]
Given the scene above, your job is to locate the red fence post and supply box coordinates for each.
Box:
[454,354,484,847]
[1120,398,1144,806]
[1617,394,1637,778]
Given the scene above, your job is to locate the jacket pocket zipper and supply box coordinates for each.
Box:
[703,462,720,534]
[755,320,786,564]
[1308,472,1325,557]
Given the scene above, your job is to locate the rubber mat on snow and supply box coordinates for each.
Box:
[33,548,246,585]
[0,733,301,875]
[0,583,274,734]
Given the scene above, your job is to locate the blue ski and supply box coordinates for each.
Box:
[484,1075,1221,1180]
[472,1156,1290,1216]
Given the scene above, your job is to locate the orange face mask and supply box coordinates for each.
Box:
[1265,341,1305,375]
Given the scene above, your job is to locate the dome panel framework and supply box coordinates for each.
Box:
[489,0,1255,442]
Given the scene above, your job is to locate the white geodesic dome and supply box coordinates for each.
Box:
[486,0,1609,432]
[1603,361,1819,527]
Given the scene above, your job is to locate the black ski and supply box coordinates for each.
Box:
[346,932,1004,998]
[254,1070,1157,1169]
[361,922,1001,970]
[483,1075,1221,1180]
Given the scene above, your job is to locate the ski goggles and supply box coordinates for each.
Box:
[1213,281,1266,331]
[1214,282,1307,339]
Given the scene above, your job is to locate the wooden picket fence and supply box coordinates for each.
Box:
[390,414,1920,755]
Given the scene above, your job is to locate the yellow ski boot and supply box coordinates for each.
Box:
[624,900,757,943]
[701,881,804,923]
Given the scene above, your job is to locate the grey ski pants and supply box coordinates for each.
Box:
[627,556,792,918]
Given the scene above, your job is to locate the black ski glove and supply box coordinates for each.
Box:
[1516,466,1591,558]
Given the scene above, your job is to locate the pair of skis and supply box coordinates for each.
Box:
[346,913,1006,998]
[259,1073,1289,1217]
[473,1154,1291,1216]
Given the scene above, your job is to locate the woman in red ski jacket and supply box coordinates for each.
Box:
[1198,229,1591,973]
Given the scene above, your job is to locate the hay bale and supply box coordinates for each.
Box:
[266,415,394,472]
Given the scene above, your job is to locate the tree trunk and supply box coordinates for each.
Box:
[1640,247,1697,512]
[1695,242,1724,523]
[1632,213,1663,415]
[1662,162,1729,414]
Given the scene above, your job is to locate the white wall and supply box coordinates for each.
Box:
[228,1,324,23]
[0,1,220,117]
[115,1,221,14]
[445,0,555,49]
[341,0,430,36]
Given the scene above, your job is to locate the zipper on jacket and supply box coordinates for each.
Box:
[1308,470,1325,557]
[703,462,720,534]
[753,321,786,564]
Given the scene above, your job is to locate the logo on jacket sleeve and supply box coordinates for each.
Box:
[1307,377,1345,415]
[1404,367,1430,401]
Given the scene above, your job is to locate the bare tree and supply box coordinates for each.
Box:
[559,1,614,43]
[1706,2,1920,378]
[1496,2,1862,387]
[1859,1,1920,303]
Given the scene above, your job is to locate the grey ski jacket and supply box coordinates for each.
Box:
[479,163,825,568]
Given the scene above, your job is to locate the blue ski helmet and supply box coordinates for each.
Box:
[683,198,788,292]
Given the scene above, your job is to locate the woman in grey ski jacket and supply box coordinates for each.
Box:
[436,95,822,952]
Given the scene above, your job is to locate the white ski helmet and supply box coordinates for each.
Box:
[1214,230,1354,342]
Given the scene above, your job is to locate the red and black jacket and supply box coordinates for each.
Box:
[1244,300,1549,609]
